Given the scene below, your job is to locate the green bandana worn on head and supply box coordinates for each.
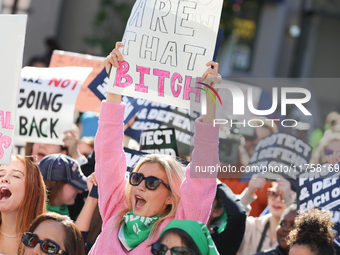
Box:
[161,220,220,255]
[46,204,69,216]
[118,211,161,250]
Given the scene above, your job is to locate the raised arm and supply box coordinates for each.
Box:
[95,43,128,225]
[175,62,221,223]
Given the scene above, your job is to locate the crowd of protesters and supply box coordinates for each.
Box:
[1,42,340,255]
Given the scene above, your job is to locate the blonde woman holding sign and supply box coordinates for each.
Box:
[88,43,221,254]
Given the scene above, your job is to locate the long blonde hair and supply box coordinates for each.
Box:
[112,154,185,241]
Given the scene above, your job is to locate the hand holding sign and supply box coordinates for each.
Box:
[105,44,125,105]
[86,172,98,194]
[200,62,221,124]
[105,42,124,72]
[63,130,81,160]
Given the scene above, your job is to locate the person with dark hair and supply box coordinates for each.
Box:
[0,155,46,255]
[287,208,336,255]
[254,204,297,255]
[208,181,247,255]
[151,220,219,255]
[20,212,84,255]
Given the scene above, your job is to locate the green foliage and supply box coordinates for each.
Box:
[85,0,133,55]
[220,1,236,41]
[85,0,236,55]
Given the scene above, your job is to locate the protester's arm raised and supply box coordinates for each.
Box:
[75,173,98,231]
[94,43,127,225]
[175,62,221,223]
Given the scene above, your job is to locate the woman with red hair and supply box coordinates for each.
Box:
[0,155,46,255]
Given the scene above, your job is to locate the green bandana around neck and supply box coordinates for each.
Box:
[161,220,219,255]
[210,204,228,234]
[46,204,69,216]
[118,211,161,250]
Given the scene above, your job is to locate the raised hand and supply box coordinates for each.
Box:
[202,61,222,123]
[247,177,266,197]
[104,42,124,104]
[104,42,124,73]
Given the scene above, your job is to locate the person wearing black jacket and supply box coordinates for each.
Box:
[208,182,247,255]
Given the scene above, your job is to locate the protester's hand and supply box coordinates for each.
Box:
[104,42,124,104]
[63,130,81,159]
[247,177,265,197]
[86,172,98,194]
[325,151,340,165]
[202,61,221,123]
[104,42,124,73]
[276,178,292,203]
[239,143,250,166]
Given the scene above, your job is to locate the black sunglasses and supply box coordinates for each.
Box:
[129,172,170,191]
[268,190,284,202]
[151,242,195,255]
[22,232,67,255]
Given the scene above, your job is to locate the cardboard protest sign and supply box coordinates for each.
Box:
[15,67,92,144]
[140,128,178,156]
[107,0,223,111]
[125,99,199,156]
[49,50,105,113]
[241,133,312,181]
[297,164,340,212]
[88,70,198,155]
[88,70,144,124]
[125,147,148,173]
[0,15,27,165]
[88,68,108,101]
[124,147,188,178]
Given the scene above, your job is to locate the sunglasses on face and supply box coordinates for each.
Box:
[268,190,284,201]
[129,172,170,191]
[151,242,195,255]
[21,232,67,255]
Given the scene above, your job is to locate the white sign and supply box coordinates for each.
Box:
[15,67,92,144]
[0,15,27,165]
[108,0,223,111]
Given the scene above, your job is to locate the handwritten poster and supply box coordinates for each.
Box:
[49,50,105,113]
[15,67,92,144]
[108,0,223,111]
[0,15,27,165]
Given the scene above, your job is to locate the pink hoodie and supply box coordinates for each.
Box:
[89,101,219,254]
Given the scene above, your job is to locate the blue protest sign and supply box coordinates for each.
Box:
[297,164,340,212]
[241,133,312,181]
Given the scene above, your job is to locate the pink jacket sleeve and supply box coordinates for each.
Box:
[175,117,219,223]
[94,101,127,227]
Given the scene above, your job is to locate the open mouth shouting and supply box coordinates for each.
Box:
[272,204,283,210]
[0,187,12,201]
[135,195,146,209]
